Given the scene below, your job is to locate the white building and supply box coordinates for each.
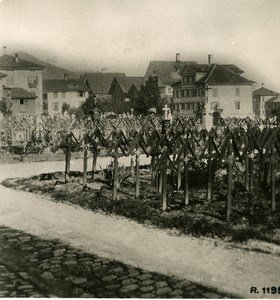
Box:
[0,53,45,115]
[43,74,89,116]
[173,63,255,118]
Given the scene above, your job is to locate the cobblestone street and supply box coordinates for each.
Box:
[0,226,229,298]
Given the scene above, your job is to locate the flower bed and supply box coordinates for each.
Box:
[2,166,280,246]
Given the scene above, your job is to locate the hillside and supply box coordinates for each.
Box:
[12,51,80,80]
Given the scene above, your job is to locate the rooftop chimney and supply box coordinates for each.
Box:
[64,73,68,81]
[208,54,212,65]
[176,53,180,63]
[15,53,19,63]
[3,46,7,55]
[262,83,264,88]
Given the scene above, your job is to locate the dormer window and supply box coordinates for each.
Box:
[183,75,195,84]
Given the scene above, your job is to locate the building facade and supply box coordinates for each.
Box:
[173,63,255,118]
[143,53,198,104]
[109,76,143,113]
[0,54,44,115]
[253,86,279,117]
[43,75,89,116]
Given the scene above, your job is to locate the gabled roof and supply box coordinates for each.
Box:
[83,72,126,94]
[115,76,144,93]
[196,64,254,85]
[253,87,279,97]
[4,87,37,99]
[43,79,89,92]
[146,61,198,85]
[181,64,244,75]
[0,55,45,70]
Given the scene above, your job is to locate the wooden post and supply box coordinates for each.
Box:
[271,144,276,212]
[207,158,212,201]
[177,162,182,191]
[91,146,97,179]
[112,147,119,201]
[226,140,233,222]
[184,144,189,206]
[65,134,71,183]
[158,169,163,194]
[207,141,212,202]
[135,150,140,200]
[249,156,254,196]
[162,167,167,210]
[83,143,88,189]
[245,155,249,191]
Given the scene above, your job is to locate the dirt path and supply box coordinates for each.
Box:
[0,158,280,298]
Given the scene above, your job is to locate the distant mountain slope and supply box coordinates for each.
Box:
[12,51,80,79]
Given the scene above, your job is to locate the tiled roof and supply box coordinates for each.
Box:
[196,64,254,85]
[253,87,279,97]
[43,79,89,92]
[0,55,45,70]
[117,76,144,93]
[147,61,197,85]
[4,87,38,99]
[83,72,126,94]
[181,64,244,75]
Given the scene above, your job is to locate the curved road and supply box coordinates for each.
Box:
[0,157,279,298]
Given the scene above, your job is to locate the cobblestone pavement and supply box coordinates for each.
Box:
[0,226,232,298]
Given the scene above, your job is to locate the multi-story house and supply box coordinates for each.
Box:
[173,62,255,118]
[43,74,89,116]
[82,72,126,103]
[0,53,45,115]
[253,85,279,117]
[143,53,197,104]
[109,76,143,113]
[264,96,280,117]
[3,86,37,115]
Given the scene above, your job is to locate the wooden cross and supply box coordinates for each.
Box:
[162,105,169,120]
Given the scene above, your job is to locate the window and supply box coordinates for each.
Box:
[43,93,48,100]
[62,92,66,98]
[235,88,240,96]
[213,89,218,97]
[20,99,24,105]
[235,101,241,110]
[167,87,172,94]
[181,103,185,110]
[190,103,194,110]
[186,103,190,110]
[192,89,197,97]
[185,89,189,97]
[53,92,58,98]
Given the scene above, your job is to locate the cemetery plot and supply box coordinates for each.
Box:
[1,113,280,243]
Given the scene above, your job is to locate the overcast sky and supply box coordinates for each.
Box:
[0,0,279,90]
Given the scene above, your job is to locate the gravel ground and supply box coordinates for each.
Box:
[0,158,280,298]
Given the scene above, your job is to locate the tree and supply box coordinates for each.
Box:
[134,76,163,115]
[0,98,12,116]
[62,102,70,113]
[80,94,97,117]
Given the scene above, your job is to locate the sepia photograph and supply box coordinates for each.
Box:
[0,0,280,298]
